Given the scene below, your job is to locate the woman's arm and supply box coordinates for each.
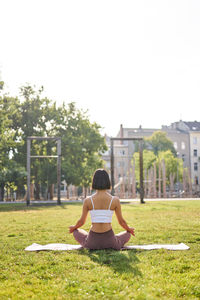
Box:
[114,198,135,236]
[69,199,89,233]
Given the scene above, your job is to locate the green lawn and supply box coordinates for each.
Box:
[0,200,200,300]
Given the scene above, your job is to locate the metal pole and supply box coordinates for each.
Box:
[176,152,179,197]
[132,158,136,198]
[110,139,115,195]
[57,139,61,205]
[139,140,145,203]
[27,139,31,206]
[162,159,167,198]
[158,162,161,198]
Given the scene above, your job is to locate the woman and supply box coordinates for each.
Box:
[69,169,135,250]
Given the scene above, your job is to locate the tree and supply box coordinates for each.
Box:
[0,94,23,200]
[11,86,107,199]
[53,102,107,191]
[0,161,26,200]
[0,81,4,91]
[13,85,58,199]
[133,148,183,191]
[156,150,183,185]
[1,83,107,200]
[133,150,157,185]
[145,131,177,156]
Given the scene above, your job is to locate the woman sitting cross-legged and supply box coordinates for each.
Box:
[69,169,135,250]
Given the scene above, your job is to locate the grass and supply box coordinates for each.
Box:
[0,200,200,299]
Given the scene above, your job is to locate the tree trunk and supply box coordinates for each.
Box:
[182,169,187,197]
[34,182,40,200]
[0,184,5,201]
[84,187,87,198]
[49,184,54,200]
[67,186,69,199]
[30,183,34,200]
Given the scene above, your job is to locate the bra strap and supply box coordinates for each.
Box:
[108,196,114,210]
[90,196,94,210]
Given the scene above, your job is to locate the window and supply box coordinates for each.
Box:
[181,142,185,150]
[194,149,198,157]
[182,154,185,162]
[193,137,197,144]
[194,162,198,171]
[174,142,178,150]
[194,176,199,185]
[119,150,125,156]
[117,161,125,167]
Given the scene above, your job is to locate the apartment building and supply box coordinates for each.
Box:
[103,121,200,190]
[170,121,200,186]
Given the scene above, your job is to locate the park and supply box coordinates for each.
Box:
[1,1,200,298]
[1,80,200,300]
[0,199,199,299]
[0,83,200,299]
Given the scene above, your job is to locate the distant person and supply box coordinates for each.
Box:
[69,169,135,250]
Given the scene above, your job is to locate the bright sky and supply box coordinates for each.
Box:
[1,0,200,136]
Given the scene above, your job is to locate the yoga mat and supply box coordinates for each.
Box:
[25,242,190,251]
[122,243,190,250]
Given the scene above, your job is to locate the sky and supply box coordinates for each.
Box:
[1,0,200,136]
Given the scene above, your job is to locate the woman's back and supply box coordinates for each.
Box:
[86,191,116,233]
[88,192,115,210]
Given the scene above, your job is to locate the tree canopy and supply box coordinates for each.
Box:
[133,131,183,189]
[0,83,107,201]
[145,131,177,156]
[0,94,24,200]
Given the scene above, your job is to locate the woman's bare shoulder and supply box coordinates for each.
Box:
[84,196,91,203]
[111,195,120,208]
[83,196,92,208]
[112,195,120,201]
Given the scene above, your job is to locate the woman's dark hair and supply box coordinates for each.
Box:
[92,169,111,190]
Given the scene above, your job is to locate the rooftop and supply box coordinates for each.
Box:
[183,121,200,131]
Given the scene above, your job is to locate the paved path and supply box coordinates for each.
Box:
[120,198,200,202]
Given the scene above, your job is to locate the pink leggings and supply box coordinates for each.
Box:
[73,229,131,250]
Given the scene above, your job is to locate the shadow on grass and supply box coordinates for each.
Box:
[79,248,142,276]
[0,202,81,212]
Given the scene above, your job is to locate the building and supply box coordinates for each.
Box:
[169,121,200,187]
[103,121,200,192]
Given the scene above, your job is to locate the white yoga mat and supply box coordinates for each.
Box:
[123,243,190,250]
[25,242,190,251]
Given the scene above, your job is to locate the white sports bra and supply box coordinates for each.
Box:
[89,195,114,223]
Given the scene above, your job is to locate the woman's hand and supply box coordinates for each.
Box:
[127,227,135,236]
[69,225,76,233]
